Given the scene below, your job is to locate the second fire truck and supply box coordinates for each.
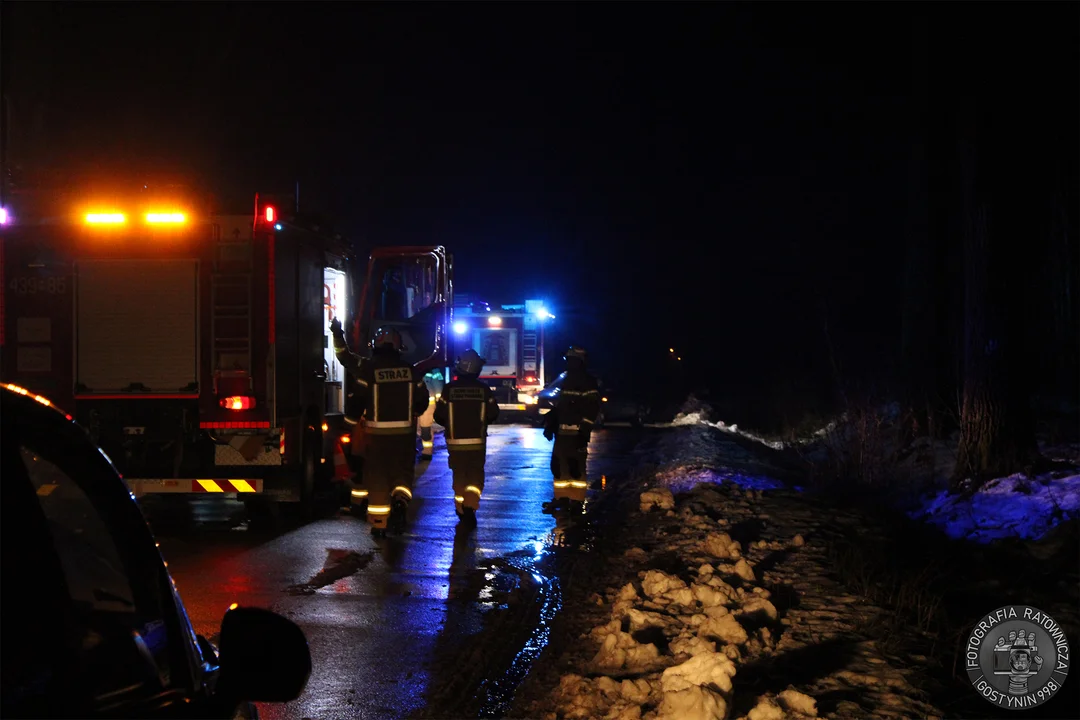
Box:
[449,296,552,417]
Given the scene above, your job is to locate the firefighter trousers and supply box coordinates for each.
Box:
[364,433,416,528]
[419,424,434,457]
[551,433,588,503]
[448,448,486,513]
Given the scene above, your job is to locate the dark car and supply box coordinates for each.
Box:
[595,386,650,428]
[1,383,312,719]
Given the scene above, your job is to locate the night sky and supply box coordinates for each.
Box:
[4,2,1076,426]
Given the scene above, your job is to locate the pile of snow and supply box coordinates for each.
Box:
[658,412,792,451]
[536,416,967,720]
[546,477,805,720]
[911,471,1080,542]
[744,690,819,720]
[655,401,837,452]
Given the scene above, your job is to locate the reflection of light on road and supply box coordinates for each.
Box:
[532,540,545,557]
[516,427,544,451]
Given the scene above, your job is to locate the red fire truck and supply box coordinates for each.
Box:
[329,245,455,451]
[0,180,357,518]
[449,296,552,417]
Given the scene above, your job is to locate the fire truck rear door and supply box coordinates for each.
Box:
[75,259,199,393]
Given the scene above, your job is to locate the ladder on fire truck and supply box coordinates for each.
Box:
[211,223,254,390]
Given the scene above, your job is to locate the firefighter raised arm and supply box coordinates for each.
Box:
[330,318,365,375]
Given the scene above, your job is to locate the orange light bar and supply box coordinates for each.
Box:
[220,396,255,411]
[85,212,127,225]
[145,212,187,224]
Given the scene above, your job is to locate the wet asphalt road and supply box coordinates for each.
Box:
[150,423,642,720]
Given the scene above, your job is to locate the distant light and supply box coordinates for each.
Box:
[265,206,276,222]
[0,207,8,225]
[274,223,282,230]
[602,397,609,402]
[229,602,239,611]
[85,212,126,225]
[677,356,682,361]
[669,348,674,353]
[488,315,502,327]
[145,212,186,224]
[453,321,468,335]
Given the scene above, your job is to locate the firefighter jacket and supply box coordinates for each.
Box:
[354,349,429,436]
[433,376,500,451]
[547,370,601,436]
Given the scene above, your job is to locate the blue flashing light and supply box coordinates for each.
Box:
[274,223,282,230]
[453,321,468,335]
[535,307,554,321]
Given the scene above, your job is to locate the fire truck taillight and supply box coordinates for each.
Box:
[487,315,502,326]
[220,396,256,411]
[84,212,127,225]
[264,206,276,223]
[524,375,538,384]
[145,212,187,224]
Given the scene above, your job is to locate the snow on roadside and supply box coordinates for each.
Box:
[542,427,944,720]
[910,471,1080,542]
[651,410,829,451]
[657,400,1080,546]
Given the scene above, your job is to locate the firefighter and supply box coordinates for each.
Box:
[331,318,370,512]
[542,345,600,511]
[330,320,365,503]
[416,370,443,461]
[332,320,428,534]
[433,349,500,525]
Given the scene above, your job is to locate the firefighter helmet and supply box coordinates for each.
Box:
[455,349,486,376]
[371,326,403,351]
[565,345,588,362]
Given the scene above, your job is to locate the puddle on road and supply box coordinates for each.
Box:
[285,549,375,595]
[469,506,601,717]
[472,555,563,718]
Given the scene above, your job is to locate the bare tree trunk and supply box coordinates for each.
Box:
[952,97,1040,489]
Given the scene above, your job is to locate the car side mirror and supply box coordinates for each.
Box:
[216,605,311,702]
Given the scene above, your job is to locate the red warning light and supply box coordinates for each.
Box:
[265,206,276,223]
